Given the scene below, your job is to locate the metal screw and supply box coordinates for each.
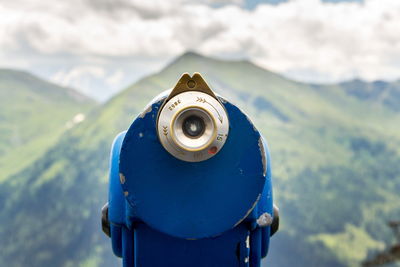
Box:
[187,80,196,88]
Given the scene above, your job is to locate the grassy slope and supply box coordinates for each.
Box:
[0,69,95,181]
[0,53,399,266]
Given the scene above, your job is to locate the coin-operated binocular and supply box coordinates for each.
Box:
[102,73,279,267]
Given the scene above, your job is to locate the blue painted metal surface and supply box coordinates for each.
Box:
[107,93,275,267]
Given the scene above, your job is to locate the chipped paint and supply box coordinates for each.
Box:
[256,212,273,227]
[234,194,261,227]
[244,257,249,263]
[258,138,267,177]
[218,96,227,104]
[119,173,126,184]
[139,132,144,138]
[139,105,152,118]
[245,114,257,132]
[246,235,250,248]
[124,191,129,197]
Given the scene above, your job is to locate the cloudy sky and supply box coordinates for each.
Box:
[0,0,399,101]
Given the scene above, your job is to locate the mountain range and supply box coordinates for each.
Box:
[0,69,94,182]
[0,52,399,267]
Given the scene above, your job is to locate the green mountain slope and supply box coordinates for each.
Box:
[0,69,95,181]
[1,53,399,267]
[339,79,400,112]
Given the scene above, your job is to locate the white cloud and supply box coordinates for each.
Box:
[0,0,399,100]
[53,66,105,87]
[198,0,400,82]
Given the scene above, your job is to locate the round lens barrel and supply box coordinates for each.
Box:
[182,115,205,138]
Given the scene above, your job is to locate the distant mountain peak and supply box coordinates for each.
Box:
[167,51,279,78]
[176,51,252,65]
[169,51,211,67]
[179,50,204,59]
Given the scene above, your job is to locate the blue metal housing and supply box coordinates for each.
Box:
[107,94,274,267]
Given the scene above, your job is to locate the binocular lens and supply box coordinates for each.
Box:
[182,115,205,138]
[157,90,229,162]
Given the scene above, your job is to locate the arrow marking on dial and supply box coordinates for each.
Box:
[196,97,223,123]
